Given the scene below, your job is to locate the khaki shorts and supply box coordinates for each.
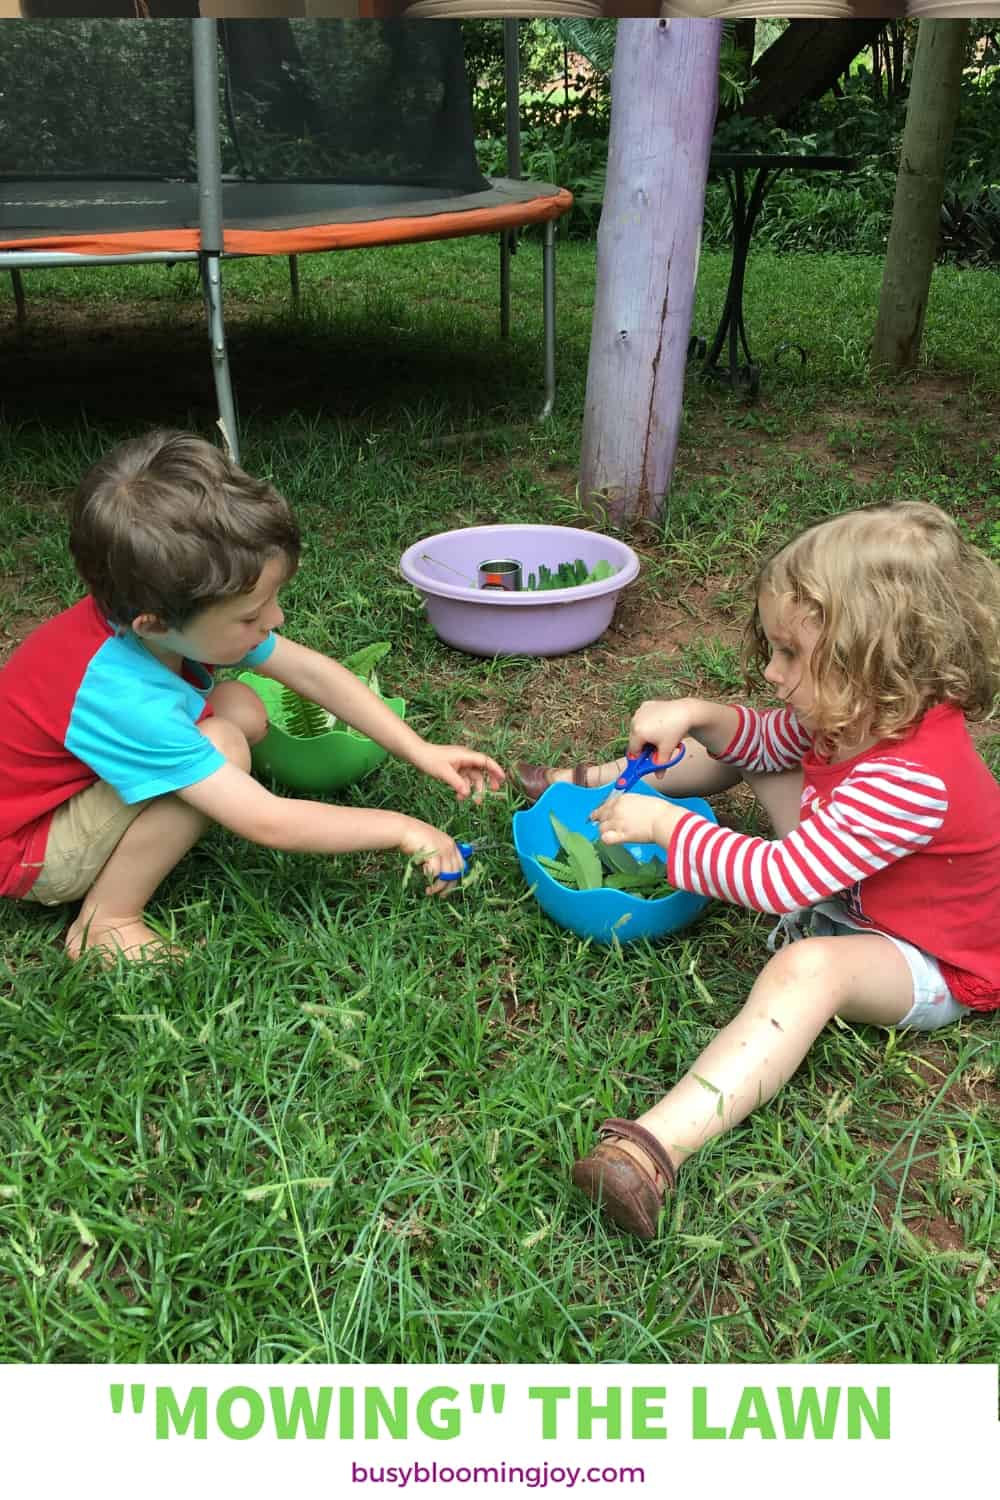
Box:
[23,781,150,906]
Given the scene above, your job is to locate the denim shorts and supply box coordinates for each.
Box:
[768,898,967,1032]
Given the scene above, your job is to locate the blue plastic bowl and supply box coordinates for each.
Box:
[512,780,715,945]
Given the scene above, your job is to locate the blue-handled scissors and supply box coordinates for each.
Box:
[603,741,686,804]
[437,840,478,883]
[437,836,513,883]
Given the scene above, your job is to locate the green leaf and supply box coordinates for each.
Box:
[583,559,617,584]
[605,865,671,894]
[537,853,577,885]
[597,843,643,875]
[550,16,617,74]
[341,641,391,680]
[548,815,603,890]
[279,686,333,739]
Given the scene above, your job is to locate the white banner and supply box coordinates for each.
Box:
[2,1363,997,1498]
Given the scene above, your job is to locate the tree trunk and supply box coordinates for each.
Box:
[738,19,882,122]
[890,19,906,96]
[872,27,884,101]
[872,19,968,373]
[579,18,720,527]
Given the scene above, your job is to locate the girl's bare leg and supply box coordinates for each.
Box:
[630,933,913,1174]
[540,737,744,798]
[576,761,909,1210]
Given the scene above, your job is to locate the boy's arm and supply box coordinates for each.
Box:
[255,636,429,762]
[254,635,504,797]
[178,759,450,864]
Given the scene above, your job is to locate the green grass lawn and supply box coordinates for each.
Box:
[1,234,998,1363]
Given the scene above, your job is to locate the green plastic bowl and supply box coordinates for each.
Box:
[238,671,406,794]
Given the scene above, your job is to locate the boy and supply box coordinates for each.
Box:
[0,430,504,961]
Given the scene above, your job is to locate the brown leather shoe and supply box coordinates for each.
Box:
[516,762,592,803]
[571,1118,676,1240]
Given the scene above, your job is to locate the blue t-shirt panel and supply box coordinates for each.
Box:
[63,630,277,804]
[240,634,278,670]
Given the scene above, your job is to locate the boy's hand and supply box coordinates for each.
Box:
[397,818,467,897]
[590,792,687,852]
[415,744,506,802]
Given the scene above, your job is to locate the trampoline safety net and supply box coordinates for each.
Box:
[0,18,490,192]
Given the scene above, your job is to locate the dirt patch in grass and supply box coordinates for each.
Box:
[447,570,748,752]
[905,1214,966,1252]
[678,373,997,498]
[607,574,745,656]
[896,1041,1000,1114]
[0,610,49,666]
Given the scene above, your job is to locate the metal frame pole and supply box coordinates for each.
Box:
[10,269,26,328]
[499,18,520,341]
[540,217,555,421]
[193,17,240,462]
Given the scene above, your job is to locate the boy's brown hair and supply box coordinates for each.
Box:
[745,501,1000,751]
[68,430,301,627]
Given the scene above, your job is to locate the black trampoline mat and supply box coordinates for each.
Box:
[0,177,563,241]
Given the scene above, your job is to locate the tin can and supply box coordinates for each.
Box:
[478,557,522,591]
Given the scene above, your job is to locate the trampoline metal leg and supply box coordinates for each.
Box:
[289,254,300,309]
[11,269,26,328]
[200,252,240,464]
[500,230,511,339]
[539,217,556,422]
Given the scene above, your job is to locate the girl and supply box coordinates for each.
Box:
[520,501,1000,1240]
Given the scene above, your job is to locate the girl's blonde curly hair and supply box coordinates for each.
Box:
[746,501,1000,751]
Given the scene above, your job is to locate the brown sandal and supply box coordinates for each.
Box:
[516,762,592,804]
[571,1118,677,1241]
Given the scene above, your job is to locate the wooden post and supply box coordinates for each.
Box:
[579,17,721,527]
[872,18,968,372]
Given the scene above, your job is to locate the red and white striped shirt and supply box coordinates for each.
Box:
[667,702,1000,1011]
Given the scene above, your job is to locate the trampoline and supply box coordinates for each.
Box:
[0,17,572,457]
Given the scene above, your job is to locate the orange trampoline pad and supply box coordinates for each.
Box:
[0,181,573,257]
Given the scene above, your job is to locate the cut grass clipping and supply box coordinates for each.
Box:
[525,558,619,591]
[538,813,674,896]
[277,641,391,739]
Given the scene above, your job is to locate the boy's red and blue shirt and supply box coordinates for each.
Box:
[0,596,276,899]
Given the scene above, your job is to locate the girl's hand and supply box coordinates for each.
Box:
[628,698,695,765]
[415,744,506,802]
[397,819,467,897]
[589,792,686,851]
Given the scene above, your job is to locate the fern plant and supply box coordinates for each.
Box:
[277,687,335,740]
[274,642,393,740]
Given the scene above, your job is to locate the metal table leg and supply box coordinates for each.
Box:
[699,164,773,394]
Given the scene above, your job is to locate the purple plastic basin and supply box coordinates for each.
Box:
[399,524,640,657]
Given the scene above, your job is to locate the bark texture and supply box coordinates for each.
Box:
[579,17,721,526]
[739,19,882,123]
[872,19,968,373]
